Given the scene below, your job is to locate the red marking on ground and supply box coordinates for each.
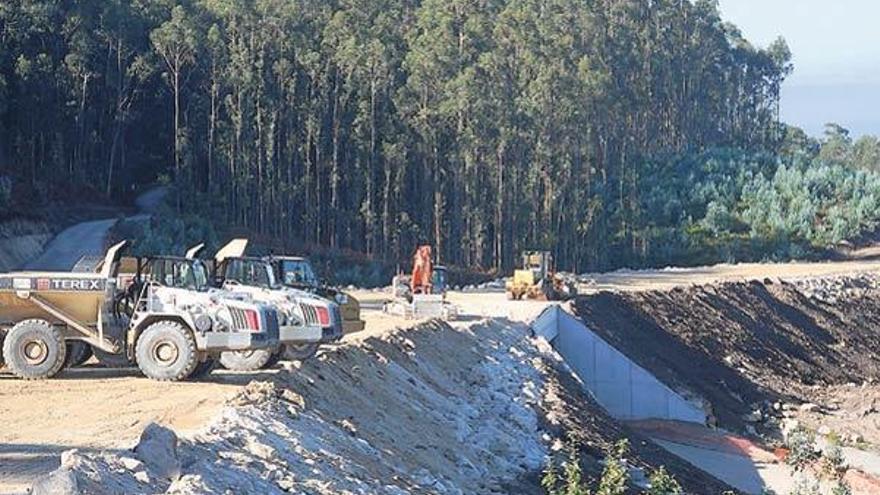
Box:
[628,419,777,462]
[844,468,880,495]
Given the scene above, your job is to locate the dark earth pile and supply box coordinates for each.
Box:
[573,277,880,431]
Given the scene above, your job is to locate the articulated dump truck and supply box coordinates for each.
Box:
[202,239,345,371]
[0,241,280,381]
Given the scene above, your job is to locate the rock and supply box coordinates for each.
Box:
[847,433,865,444]
[135,422,182,481]
[59,449,81,470]
[120,456,143,471]
[799,403,820,413]
[134,471,150,484]
[30,468,78,495]
[743,410,763,423]
[817,425,831,436]
[247,439,277,461]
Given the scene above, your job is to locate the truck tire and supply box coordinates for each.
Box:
[2,319,67,380]
[219,349,277,371]
[63,341,93,368]
[282,343,319,362]
[0,329,6,368]
[189,357,217,379]
[135,320,197,381]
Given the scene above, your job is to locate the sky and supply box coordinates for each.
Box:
[718,0,880,137]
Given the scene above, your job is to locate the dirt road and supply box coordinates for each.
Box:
[22,218,119,271]
[579,258,880,292]
[21,186,165,271]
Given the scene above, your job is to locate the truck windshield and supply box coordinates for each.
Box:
[226,259,278,288]
[150,259,209,291]
[280,260,318,286]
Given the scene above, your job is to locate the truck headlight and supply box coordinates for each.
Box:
[195,314,213,332]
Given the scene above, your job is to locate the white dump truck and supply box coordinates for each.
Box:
[200,239,344,371]
[0,241,280,381]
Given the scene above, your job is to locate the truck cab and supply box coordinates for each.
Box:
[268,256,365,334]
[207,241,344,367]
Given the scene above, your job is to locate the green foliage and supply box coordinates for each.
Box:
[112,206,219,258]
[831,481,852,495]
[541,457,561,495]
[596,440,629,495]
[820,435,847,480]
[789,476,821,495]
[563,441,588,495]
[785,427,821,473]
[0,0,796,272]
[646,466,682,495]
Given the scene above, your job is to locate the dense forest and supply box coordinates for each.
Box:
[1,0,880,273]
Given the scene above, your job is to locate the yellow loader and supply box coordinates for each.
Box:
[505,251,576,301]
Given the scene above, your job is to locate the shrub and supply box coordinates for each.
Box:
[646,466,682,495]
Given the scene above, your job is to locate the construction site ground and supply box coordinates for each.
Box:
[5,258,880,493]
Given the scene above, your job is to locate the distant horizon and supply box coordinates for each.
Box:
[720,0,880,139]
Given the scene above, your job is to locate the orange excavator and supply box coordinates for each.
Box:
[411,245,433,294]
[384,244,456,319]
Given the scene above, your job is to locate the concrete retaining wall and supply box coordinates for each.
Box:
[533,305,706,423]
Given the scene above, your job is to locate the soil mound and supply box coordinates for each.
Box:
[573,276,880,430]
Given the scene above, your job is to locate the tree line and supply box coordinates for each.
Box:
[0,0,806,272]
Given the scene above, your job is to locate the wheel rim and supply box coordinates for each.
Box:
[22,340,49,365]
[151,341,179,366]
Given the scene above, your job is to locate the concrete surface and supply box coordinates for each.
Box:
[654,439,788,494]
[532,305,706,423]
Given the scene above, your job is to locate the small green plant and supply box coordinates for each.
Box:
[541,456,561,495]
[646,466,682,495]
[563,440,588,495]
[831,481,852,495]
[786,427,820,473]
[820,435,847,480]
[789,476,820,495]
[596,439,630,495]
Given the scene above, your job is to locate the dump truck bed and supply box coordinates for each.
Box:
[0,272,109,327]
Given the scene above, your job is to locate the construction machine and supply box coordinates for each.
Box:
[383,245,458,319]
[267,256,365,334]
[0,241,280,381]
[505,250,577,301]
[204,239,344,370]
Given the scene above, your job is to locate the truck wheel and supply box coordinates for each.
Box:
[219,349,276,371]
[2,319,66,380]
[0,329,6,368]
[282,343,319,362]
[189,357,217,379]
[63,341,93,368]
[135,321,197,381]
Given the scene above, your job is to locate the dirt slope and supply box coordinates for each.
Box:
[29,318,735,494]
[573,276,880,431]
